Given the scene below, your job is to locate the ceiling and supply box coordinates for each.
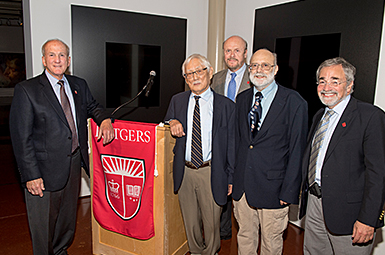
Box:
[0,0,22,26]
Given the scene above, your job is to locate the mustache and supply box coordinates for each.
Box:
[320,90,337,95]
[226,57,238,61]
[252,73,268,78]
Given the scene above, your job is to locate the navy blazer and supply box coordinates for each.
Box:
[300,97,385,234]
[232,84,308,209]
[10,72,110,191]
[164,89,235,206]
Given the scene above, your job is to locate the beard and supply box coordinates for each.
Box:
[318,90,347,108]
[249,69,275,89]
[225,57,241,72]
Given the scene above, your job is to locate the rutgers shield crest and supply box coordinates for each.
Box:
[101,155,145,220]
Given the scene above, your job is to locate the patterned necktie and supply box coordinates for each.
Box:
[191,96,203,168]
[308,110,335,186]
[249,92,263,137]
[58,80,78,152]
[227,72,237,102]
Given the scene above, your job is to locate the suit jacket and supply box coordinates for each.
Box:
[164,89,235,205]
[299,97,385,234]
[9,72,110,191]
[211,67,251,99]
[232,84,308,209]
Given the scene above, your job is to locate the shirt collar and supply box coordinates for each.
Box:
[191,87,213,102]
[253,80,277,98]
[45,69,68,87]
[227,63,247,77]
[325,94,351,116]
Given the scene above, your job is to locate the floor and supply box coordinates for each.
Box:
[0,139,304,255]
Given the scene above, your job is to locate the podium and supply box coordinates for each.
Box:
[89,125,188,255]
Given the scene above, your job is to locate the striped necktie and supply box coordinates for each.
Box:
[308,110,335,186]
[58,80,78,152]
[191,96,203,168]
[250,92,263,137]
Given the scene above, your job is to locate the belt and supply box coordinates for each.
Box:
[185,161,210,169]
[309,183,322,198]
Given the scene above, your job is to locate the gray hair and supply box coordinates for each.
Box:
[41,39,70,57]
[182,54,212,77]
[316,57,356,87]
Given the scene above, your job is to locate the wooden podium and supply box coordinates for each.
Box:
[89,125,188,255]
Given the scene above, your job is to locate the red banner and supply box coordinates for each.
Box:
[90,119,157,239]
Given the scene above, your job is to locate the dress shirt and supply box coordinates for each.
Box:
[185,88,213,162]
[224,63,247,98]
[314,95,351,185]
[249,80,278,127]
[46,70,78,132]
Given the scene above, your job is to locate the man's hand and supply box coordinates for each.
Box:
[280,200,288,206]
[169,120,185,137]
[227,184,233,196]
[98,119,115,145]
[352,220,375,243]
[26,178,45,197]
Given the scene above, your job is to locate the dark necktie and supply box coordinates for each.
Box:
[249,92,263,137]
[191,96,203,168]
[58,80,78,152]
[227,72,237,102]
[308,110,335,186]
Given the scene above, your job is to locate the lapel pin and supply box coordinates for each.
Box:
[342,122,346,127]
[74,90,78,94]
[247,81,250,84]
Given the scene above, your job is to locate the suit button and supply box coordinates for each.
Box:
[68,137,71,140]
[249,145,253,149]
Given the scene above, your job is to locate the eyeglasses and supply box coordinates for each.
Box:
[249,63,275,71]
[317,80,347,87]
[184,67,208,79]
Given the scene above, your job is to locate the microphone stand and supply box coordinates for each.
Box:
[111,81,152,117]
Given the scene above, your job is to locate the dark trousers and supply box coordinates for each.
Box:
[25,149,81,255]
[220,195,232,239]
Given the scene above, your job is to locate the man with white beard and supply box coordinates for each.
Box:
[232,48,308,255]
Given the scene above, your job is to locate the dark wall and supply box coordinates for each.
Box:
[253,0,385,108]
[71,5,187,123]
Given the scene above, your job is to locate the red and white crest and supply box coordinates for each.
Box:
[101,155,145,220]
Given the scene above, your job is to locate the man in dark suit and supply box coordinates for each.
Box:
[164,54,235,255]
[9,39,114,255]
[232,49,308,255]
[299,57,385,254]
[211,35,251,240]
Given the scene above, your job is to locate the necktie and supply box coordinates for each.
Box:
[191,96,203,168]
[249,92,263,137]
[308,110,335,186]
[58,80,78,152]
[227,72,237,102]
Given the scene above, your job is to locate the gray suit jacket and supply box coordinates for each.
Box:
[211,66,251,99]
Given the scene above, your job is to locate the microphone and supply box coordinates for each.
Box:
[145,70,156,97]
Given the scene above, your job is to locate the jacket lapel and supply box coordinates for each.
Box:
[40,73,68,127]
[323,97,356,163]
[253,85,285,141]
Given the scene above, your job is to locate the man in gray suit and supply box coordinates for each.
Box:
[211,35,251,240]
[211,35,251,102]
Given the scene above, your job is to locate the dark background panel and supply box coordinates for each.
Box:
[253,0,385,116]
[71,5,187,123]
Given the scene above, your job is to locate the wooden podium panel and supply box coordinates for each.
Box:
[89,125,188,255]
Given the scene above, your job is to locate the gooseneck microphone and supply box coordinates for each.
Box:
[145,71,156,97]
[111,70,157,117]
